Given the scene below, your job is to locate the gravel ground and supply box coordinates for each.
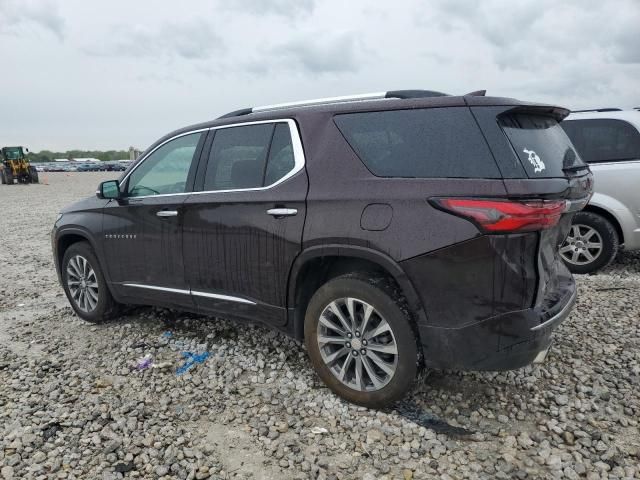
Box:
[0,172,639,480]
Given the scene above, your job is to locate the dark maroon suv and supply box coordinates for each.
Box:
[52,90,592,407]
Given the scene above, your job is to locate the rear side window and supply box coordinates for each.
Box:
[265,124,295,185]
[334,107,500,178]
[499,113,585,178]
[561,118,640,163]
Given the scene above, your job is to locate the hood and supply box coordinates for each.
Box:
[60,194,110,214]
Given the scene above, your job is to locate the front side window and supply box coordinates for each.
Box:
[202,122,296,191]
[561,118,640,163]
[127,132,202,197]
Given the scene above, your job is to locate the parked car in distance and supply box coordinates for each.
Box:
[560,109,640,273]
[52,90,592,407]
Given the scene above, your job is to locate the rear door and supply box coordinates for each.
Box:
[182,119,307,326]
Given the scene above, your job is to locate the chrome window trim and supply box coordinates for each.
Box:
[123,283,256,305]
[120,119,305,199]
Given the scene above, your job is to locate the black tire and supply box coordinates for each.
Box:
[561,212,618,274]
[5,172,13,184]
[304,274,418,408]
[1,171,5,184]
[61,241,120,323]
[29,166,39,183]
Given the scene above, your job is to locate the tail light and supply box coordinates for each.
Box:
[430,198,567,233]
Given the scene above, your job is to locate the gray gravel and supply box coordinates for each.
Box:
[1,172,639,479]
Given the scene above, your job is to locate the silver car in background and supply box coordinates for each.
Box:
[560,108,640,273]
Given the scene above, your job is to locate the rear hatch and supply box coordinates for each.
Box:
[473,105,593,312]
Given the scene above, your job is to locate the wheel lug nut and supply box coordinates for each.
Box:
[362,340,367,346]
[360,349,366,355]
[353,351,359,356]
[346,342,351,348]
[347,333,352,338]
[355,331,360,337]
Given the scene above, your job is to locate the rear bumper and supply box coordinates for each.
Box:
[419,283,576,371]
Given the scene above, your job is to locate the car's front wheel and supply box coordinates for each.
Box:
[304,274,418,408]
[560,212,619,274]
[61,242,119,323]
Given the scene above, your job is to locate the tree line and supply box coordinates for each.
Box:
[26,150,131,162]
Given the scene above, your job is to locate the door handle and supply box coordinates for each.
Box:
[156,210,178,217]
[267,208,297,217]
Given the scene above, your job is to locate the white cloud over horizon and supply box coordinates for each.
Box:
[0,0,638,151]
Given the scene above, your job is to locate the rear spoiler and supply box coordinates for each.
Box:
[498,105,571,122]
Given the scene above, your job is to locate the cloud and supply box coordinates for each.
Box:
[85,19,224,61]
[219,0,315,18]
[0,0,65,40]
[427,0,640,69]
[260,32,364,75]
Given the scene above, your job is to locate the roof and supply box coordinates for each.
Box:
[566,109,640,128]
[131,89,569,168]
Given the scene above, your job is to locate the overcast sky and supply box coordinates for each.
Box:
[1,0,638,151]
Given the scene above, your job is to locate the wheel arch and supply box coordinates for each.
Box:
[55,228,100,273]
[287,245,427,342]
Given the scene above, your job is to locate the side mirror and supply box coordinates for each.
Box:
[97,180,121,199]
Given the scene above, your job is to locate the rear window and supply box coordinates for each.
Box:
[499,113,586,178]
[561,118,640,163]
[334,107,500,178]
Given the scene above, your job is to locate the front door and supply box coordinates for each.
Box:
[102,131,206,307]
[182,120,307,325]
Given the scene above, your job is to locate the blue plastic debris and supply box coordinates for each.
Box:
[176,351,210,375]
[162,331,173,338]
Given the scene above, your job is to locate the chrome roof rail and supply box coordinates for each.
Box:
[252,92,388,113]
[217,89,455,119]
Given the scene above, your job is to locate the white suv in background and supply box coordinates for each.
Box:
[560,108,640,273]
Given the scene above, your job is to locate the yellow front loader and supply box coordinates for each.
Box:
[1,146,39,184]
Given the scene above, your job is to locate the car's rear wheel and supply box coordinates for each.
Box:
[305,274,418,408]
[61,242,119,323]
[560,212,618,274]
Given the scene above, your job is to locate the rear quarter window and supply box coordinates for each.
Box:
[334,107,501,178]
[499,113,585,178]
[561,118,640,163]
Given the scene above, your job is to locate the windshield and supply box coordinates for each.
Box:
[3,148,23,160]
[499,113,586,178]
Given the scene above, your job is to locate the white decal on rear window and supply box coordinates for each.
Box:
[523,148,546,173]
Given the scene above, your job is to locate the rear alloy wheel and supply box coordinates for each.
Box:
[305,275,417,408]
[560,212,618,274]
[62,242,119,322]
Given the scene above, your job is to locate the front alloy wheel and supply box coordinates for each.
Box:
[61,241,120,323]
[66,254,99,312]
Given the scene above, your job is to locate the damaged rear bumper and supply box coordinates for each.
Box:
[418,284,576,371]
